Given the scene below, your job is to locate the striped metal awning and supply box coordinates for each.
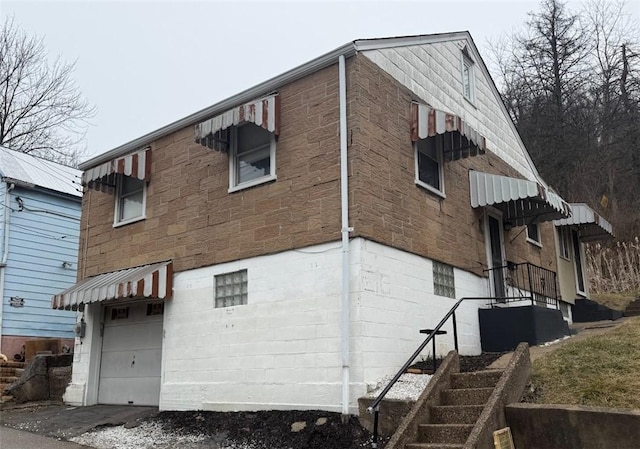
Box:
[195,94,280,151]
[82,147,152,191]
[411,102,487,160]
[52,261,173,311]
[554,203,614,241]
[469,171,571,226]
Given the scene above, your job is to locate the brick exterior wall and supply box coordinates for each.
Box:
[348,54,557,278]
[79,52,557,282]
[79,63,347,278]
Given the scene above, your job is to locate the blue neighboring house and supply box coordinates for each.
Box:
[0,145,82,361]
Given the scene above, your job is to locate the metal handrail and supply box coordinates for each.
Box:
[366,297,490,448]
[484,262,559,308]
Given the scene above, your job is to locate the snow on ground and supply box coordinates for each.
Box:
[540,335,572,347]
[365,373,432,401]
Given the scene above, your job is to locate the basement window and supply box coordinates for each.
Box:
[433,261,455,298]
[215,269,248,308]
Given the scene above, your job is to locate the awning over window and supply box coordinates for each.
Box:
[469,171,571,226]
[195,94,280,150]
[83,147,152,191]
[411,102,487,160]
[554,203,614,242]
[52,261,173,311]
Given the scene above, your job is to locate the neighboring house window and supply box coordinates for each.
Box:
[526,223,542,246]
[229,123,276,191]
[558,227,571,260]
[461,49,475,102]
[114,175,145,225]
[572,230,586,295]
[433,261,455,298]
[215,269,248,308]
[415,135,445,197]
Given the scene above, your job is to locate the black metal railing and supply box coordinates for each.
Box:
[366,297,490,448]
[484,262,559,308]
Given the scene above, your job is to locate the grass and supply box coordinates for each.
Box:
[590,291,639,311]
[530,316,640,409]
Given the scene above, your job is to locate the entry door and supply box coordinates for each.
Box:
[98,302,164,406]
[487,214,506,298]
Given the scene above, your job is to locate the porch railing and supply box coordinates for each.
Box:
[484,261,559,308]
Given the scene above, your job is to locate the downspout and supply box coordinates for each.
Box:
[0,182,15,354]
[338,54,352,418]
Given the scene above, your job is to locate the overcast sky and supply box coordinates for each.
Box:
[3,0,639,162]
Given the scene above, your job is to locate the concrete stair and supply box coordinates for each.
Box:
[404,369,503,449]
[624,298,640,317]
[0,360,25,402]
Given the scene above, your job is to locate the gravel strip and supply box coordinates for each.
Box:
[365,373,432,400]
[70,422,208,449]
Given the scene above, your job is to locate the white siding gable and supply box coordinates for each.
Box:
[361,38,539,182]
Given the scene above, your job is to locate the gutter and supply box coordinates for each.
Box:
[338,54,352,418]
[80,42,357,170]
[0,182,15,354]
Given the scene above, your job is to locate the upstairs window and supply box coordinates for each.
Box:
[415,135,445,197]
[229,123,276,191]
[114,175,146,226]
[526,223,542,246]
[461,48,476,102]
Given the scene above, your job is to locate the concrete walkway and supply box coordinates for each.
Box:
[488,318,629,369]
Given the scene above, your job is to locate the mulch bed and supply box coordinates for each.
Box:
[408,351,508,374]
[156,409,373,449]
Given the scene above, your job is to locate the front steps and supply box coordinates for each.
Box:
[0,360,25,403]
[404,369,503,449]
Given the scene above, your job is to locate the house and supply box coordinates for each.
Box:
[55,32,587,415]
[0,145,81,361]
[554,203,614,322]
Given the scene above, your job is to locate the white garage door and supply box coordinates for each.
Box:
[98,302,164,406]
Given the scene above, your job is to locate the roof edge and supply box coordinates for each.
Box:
[80,42,357,170]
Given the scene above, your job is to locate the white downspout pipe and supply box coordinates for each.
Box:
[338,54,351,419]
[0,182,15,354]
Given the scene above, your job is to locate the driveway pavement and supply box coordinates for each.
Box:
[0,403,157,440]
[0,426,91,449]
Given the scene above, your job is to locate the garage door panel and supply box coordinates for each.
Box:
[97,377,161,406]
[98,302,163,406]
[102,322,163,352]
[100,349,162,378]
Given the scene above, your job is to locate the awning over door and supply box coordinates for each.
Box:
[469,170,571,226]
[195,94,280,151]
[554,203,614,241]
[83,147,152,191]
[52,261,173,310]
[411,102,487,160]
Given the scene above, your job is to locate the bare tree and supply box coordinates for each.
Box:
[0,17,95,165]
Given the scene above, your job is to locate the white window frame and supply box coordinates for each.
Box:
[572,230,587,296]
[228,123,277,193]
[558,227,571,261]
[461,50,476,104]
[113,175,146,227]
[526,223,542,247]
[414,137,445,198]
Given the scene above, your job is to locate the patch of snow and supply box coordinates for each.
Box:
[539,335,572,347]
[365,373,432,401]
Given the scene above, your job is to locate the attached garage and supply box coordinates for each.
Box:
[52,261,173,407]
[98,302,163,405]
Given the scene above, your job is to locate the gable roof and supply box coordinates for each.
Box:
[79,31,539,184]
[0,146,82,197]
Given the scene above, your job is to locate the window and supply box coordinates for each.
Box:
[215,269,248,308]
[433,261,455,298]
[461,49,475,102]
[526,223,542,246]
[114,175,145,225]
[558,227,571,260]
[415,135,445,196]
[572,231,586,294]
[229,123,276,191]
